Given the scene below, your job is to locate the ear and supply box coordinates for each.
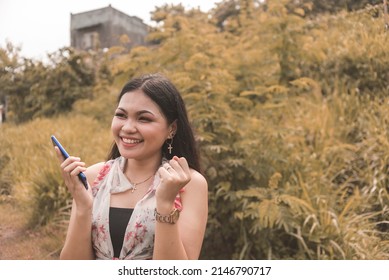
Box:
[168,120,178,138]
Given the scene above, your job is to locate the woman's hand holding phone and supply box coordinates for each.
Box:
[52,136,93,212]
[51,135,88,190]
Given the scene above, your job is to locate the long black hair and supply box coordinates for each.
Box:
[107,73,201,173]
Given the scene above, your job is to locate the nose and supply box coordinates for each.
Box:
[121,119,137,133]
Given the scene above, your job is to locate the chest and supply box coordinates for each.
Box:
[110,188,149,209]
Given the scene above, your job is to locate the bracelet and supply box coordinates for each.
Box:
[154,208,180,224]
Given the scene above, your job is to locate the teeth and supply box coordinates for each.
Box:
[122,138,142,144]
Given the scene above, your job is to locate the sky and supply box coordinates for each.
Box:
[0,0,221,60]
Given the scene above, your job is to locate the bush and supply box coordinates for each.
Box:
[0,116,111,226]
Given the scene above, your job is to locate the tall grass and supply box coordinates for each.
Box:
[218,82,389,259]
[0,115,112,227]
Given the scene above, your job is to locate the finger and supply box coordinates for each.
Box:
[163,162,175,173]
[172,156,190,174]
[54,146,66,162]
[167,160,182,173]
[60,156,82,169]
[158,166,171,178]
[70,166,87,177]
[63,160,86,173]
[173,157,191,185]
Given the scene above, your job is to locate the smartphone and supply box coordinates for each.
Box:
[51,135,88,190]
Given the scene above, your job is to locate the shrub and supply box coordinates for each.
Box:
[0,116,111,226]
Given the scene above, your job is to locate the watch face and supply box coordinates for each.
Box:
[171,209,180,223]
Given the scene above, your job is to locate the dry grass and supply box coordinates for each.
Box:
[0,115,112,260]
[0,200,64,260]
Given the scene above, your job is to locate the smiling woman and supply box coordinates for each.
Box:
[111,89,174,162]
[55,73,208,260]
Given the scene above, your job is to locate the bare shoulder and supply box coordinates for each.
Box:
[185,169,208,193]
[84,162,106,184]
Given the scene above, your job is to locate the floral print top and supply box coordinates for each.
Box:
[91,156,182,260]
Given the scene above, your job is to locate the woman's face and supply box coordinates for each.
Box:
[111,89,175,162]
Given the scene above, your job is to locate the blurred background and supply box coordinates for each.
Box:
[1,0,389,260]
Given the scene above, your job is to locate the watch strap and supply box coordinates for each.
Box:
[154,208,180,224]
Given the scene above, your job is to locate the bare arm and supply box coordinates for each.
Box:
[58,158,105,260]
[153,157,208,260]
[60,199,94,259]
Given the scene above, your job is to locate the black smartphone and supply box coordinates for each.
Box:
[51,135,88,190]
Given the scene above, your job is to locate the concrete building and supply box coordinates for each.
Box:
[70,5,148,51]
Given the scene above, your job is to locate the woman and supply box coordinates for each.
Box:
[55,73,208,260]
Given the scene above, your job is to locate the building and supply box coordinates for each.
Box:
[70,5,148,51]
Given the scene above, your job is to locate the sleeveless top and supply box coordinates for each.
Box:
[109,207,134,258]
[91,156,183,260]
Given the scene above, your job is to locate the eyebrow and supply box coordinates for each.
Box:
[116,107,156,116]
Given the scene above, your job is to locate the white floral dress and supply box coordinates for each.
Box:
[91,156,182,260]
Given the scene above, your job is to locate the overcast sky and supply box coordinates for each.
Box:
[0,0,221,60]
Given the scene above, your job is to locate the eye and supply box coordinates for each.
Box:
[139,116,152,122]
[114,112,127,119]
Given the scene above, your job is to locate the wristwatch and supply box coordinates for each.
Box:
[154,208,180,224]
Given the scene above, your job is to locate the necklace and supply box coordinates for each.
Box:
[128,174,154,193]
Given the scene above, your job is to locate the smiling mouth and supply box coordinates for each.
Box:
[121,137,143,144]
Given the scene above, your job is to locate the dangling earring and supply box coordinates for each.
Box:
[166,137,174,155]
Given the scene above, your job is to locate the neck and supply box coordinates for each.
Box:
[123,155,162,183]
